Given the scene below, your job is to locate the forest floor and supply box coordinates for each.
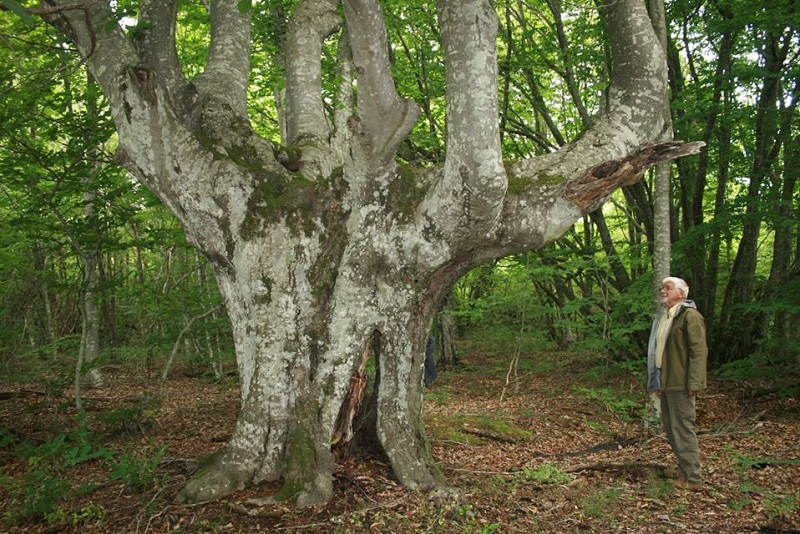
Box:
[1,335,799,533]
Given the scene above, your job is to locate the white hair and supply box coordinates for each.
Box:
[662,276,689,298]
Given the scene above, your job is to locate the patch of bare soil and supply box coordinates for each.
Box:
[1,350,799,533]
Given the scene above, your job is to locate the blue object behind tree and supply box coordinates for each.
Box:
[424,336,438,387]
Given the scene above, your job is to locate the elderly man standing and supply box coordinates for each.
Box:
[647,276,708,491]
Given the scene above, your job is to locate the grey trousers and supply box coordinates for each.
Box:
[660,391,702,482]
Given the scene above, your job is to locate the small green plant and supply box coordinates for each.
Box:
[763,492,799,523]
[109,442,167,492]
[44,502,105,526]
[523,462,573,485]
[738,480,763,494]
[582,417,608,434]
[492,473,509,485]
[424,390,450,407]
[644,472,672,500]
[578,487,622,517]
[1,464,72,523]
[0,427,17,448]
[730,451,762,473]
[727,497,752,511]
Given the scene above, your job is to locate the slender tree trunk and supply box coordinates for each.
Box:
[434,292,460,368]
[33,248,59,360]
[589,210,632,291]
[646,0,673,309]
[765,91,799,359]
[78,73,104,390]
[79,191,104,390]
[704,87,734,337]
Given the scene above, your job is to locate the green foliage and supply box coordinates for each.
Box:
[109,442,167,493]
[578,487,622,517]
[523,462,573,485]
[728,450,800,473]
[0,425,113,524]
[44,502,105,527]
[644,472,672,500]
[0,465,73,524]
[726,496,752,511]
[764,492,799,523]
[452,249,656,367]
[1,0,35,27]
[423,390,450,407]
[717,353,799,397]
[721,445,800,525]
[574,385,641,422]
[0,418,168,525]
[0,12,231,377]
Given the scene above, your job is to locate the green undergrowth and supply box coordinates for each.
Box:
[0,421,167,527]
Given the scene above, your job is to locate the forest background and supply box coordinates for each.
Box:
[0,0,798,531]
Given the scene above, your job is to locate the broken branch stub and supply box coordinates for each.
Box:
[565,141,705,212]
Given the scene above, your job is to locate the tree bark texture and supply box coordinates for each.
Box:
[38,0,702,505]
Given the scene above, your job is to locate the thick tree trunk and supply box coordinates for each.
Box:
[177,221,450,504]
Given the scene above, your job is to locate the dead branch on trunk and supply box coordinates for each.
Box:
[566,141,705,212]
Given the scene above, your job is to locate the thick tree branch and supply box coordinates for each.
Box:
[603,0,668,118]
[136,0,187,101]
[484,141,704,260]
[193,0,251,117]
[39,0,139,99]
[284,0,340,145]
[331,31,355,157]
[435,0,506,238]
[342,0,420,163]
[476,0,675,259]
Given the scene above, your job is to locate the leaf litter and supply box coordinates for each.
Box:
[0,347,798,533]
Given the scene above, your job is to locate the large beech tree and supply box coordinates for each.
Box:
[31,0,700,505]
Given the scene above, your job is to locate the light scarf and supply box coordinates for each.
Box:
[655,304,680,369]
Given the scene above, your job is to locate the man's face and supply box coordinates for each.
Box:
[660,282,685,308]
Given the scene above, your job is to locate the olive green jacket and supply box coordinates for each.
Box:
[647,300,708,393]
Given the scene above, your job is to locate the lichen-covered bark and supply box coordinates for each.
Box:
[38,0,702,507]
[435,0,506,238]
